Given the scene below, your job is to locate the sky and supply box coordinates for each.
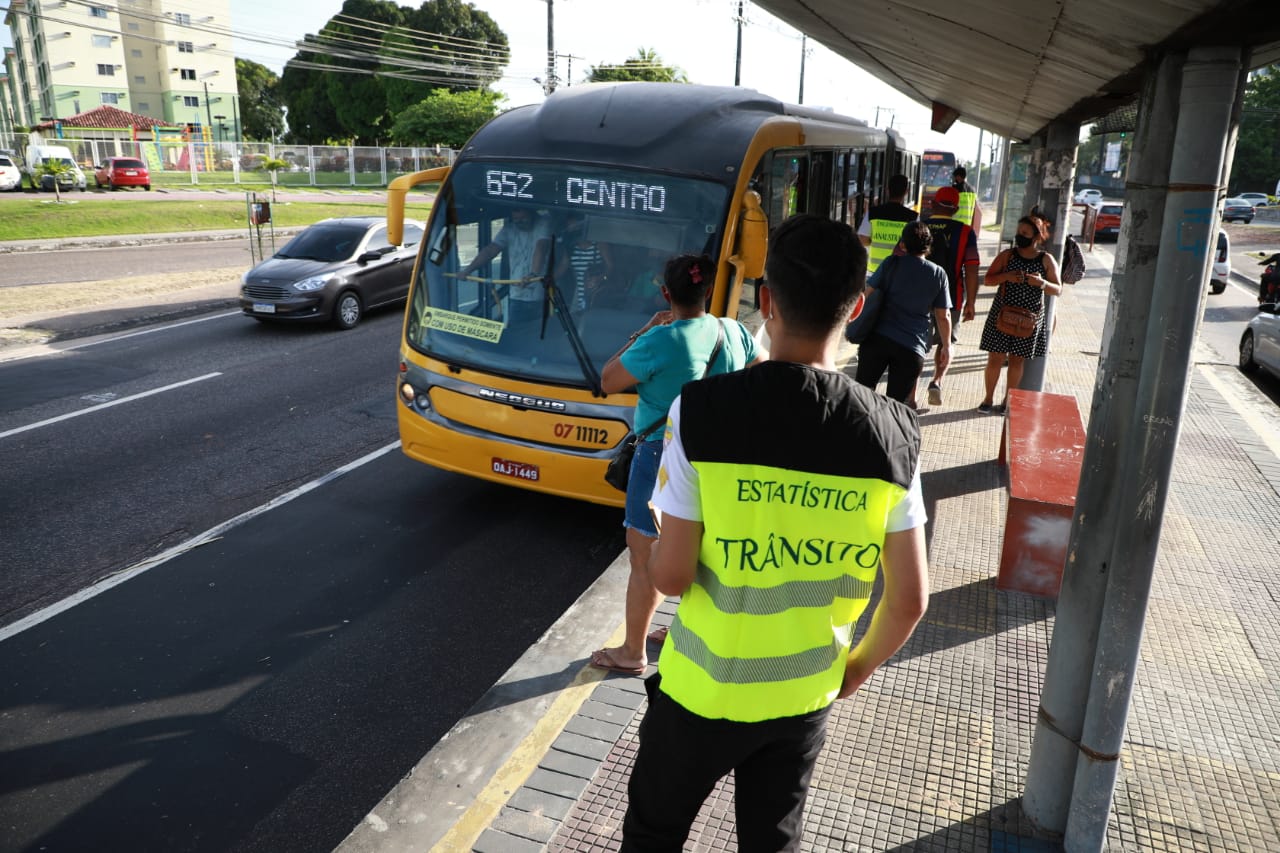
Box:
[5,0,987,160]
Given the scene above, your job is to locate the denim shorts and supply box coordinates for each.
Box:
[624,439,663,538]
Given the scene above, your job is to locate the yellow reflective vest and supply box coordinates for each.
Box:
[656,362,920,722]
[954,182,978,228]
[865,202,918,274]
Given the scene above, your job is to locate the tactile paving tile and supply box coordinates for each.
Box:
[508,242,1280,853]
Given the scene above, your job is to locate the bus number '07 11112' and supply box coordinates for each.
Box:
[554,423,609,445]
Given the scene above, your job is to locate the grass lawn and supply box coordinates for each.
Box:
[0,198,426,241]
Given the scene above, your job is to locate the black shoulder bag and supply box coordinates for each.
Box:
[604,319,726,492]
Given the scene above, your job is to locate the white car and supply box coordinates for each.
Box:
[1210,229,1230,295]
[1237,192,1269,208]
[0,153,22,192]
[1074,188,1103,206]
[1239,302,1280,379]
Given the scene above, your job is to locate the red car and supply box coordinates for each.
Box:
[1093,203,1123,240]
[94,157,150,191]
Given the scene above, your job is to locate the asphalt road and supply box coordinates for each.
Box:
[0,306,624,853]
[0,240,254,287]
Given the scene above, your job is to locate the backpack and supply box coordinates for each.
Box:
[926,221,952,278]
[1062,235,1086,284]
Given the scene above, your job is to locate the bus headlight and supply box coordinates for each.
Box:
[399,381,431,411]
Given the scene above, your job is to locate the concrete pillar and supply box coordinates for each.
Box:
[1069,46,1243,851]
[1023,49,1185,836]
[1021,121,1078,391]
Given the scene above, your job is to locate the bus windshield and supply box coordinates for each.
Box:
[407,161,730,387]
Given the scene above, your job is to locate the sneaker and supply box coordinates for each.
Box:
[927,382,943,406]
[977,402,994,413]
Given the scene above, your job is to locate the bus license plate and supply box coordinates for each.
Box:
[492,457,539,481]
[252,303,277,314]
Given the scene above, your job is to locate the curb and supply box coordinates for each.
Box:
[0,228,304,255]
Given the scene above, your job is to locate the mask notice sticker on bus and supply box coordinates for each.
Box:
[492,457,539,482]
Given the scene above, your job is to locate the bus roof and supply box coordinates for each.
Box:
[460,82,891,178]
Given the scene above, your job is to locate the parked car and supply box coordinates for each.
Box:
[1074,188,1103,206]
[0,153,22,192]
[94,157,150,191]
[1093,203,1123,239]
[1210,229,1230,295]
[1222,197,1254,224]
[1239,302,1280,379]
[1237,192,1269,208]
[239,217,425,329]
[24,144,88,192]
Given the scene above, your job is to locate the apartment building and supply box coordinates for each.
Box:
[3,0,238,134]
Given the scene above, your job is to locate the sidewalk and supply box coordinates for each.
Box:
[338,227,1280,851]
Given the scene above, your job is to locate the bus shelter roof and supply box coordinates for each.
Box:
[752,0,1280,141]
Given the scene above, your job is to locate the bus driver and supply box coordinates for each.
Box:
[460,207,552,324]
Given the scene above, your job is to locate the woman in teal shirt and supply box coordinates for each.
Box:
[592,254,764,674]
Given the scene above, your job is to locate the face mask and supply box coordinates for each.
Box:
[1014,234,1034,249]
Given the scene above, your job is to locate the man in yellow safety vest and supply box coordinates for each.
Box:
[858,173,918,275]
[951,166,983,233]
[622,214,930,851]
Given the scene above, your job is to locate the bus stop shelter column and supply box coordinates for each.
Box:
[1024,46,1248,849]
[1020,120,1078,392]
[1022,49,1186,836]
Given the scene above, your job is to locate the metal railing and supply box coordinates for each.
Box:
[0,132,454,188]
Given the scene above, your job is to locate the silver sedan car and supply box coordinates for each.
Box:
[1240,303,1280,379]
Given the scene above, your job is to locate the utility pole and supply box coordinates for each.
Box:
[798,34,807,104]
[203,80,213,136]
[545,0,557,93]
[734,1,744,86]
[974,127,985,199]
[557,53,584,87]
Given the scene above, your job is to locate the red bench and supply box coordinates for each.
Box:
[996,389,1086,598]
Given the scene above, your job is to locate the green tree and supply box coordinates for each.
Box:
[278,0,508,144]
[1230,65,1280,196]
[235,58,285,142]
[587,48,688,84]
[390,88,502,148]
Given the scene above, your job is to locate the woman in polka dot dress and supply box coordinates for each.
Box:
[977,213,1062,412]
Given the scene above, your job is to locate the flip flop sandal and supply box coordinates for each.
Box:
[647,627,669,645]
[589,648,645,675]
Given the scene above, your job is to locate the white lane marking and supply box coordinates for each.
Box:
[0,372,223,440]
[0,311,242,365]
[57,310,242,350]
[0,441,403,643]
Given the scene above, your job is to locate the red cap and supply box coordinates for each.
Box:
[933,186,960,209]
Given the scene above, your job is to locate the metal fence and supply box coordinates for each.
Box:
[0,132,454,188]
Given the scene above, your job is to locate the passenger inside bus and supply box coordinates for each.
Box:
[459,207,552,324]
[414,162,730,387]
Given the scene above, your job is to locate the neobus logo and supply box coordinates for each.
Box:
[477,388,567,412]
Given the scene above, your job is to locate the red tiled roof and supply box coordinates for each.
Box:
[33,105,173,131]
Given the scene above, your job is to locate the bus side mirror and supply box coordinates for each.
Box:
[737,190,768,279]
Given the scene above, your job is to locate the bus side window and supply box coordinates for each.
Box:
[767,152,808,223]
[807,150,835,221]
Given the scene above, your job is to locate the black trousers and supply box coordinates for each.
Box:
[622,675,831,853]
[855,332,924,403]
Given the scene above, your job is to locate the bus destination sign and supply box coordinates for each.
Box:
[485,170,668,214]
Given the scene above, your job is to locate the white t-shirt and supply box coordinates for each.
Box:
[493,215,551,301]
[652,396,926,531]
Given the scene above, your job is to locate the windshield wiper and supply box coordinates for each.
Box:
[539,243,603,398]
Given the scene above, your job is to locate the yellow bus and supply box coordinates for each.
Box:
[918,149,957,219]
[387,83,918,507]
